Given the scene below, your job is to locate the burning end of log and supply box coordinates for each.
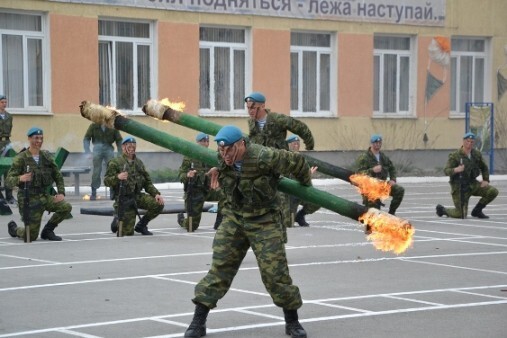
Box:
[358,208,414,254]
[143,98,186,121]
[79,101,122,129]
[349,173,391,202]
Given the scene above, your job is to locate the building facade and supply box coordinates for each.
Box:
[1,0,506,163]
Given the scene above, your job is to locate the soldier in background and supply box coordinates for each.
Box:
[104,137,164,236]
[83,122,122,200]
[184,125,310,338]
[177,132,223,231]
[6,127,72,241]
[436,132,498,219]
[245,91,318,238]
[355,134,405,216]
[0,94,16,204]
[286,134,318,227]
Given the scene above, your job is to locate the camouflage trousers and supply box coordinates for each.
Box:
[15,193,72,240]
[446,181,499,218]
[91,149,115,190]
[363,183,405,214]
[180,188,223,230]
[193,210,302,310]
[114,193,163,235]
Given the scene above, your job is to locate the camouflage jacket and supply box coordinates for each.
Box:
[444,147,490,185]
[248,109,314,150]
[104,153,160,197]
[6,149,65,195]
[83,123,122,153]
[356,148,397,181]
[217,142,311,218]
[0,111,13,138]
[178,156,211,191]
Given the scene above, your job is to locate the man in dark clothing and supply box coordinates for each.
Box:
[83,123,122,200]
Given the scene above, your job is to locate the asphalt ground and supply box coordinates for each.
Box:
[1,177,506,338]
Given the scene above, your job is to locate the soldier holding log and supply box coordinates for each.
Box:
[104,136,164,236]
[184,125,310,338]
[6,127,72,241]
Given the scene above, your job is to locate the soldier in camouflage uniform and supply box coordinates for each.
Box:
[245,91,318,233]
[104,136,164,236]
[83,123,122,200]
[0,94,16,204]
[6,127,72,241]
[286,134,318,227]
[356,134,405,215]
[436,132,498,219]
[177,132,223,231]
[184,125,310,338]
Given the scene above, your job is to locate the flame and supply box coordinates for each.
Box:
[83,194,90,200]
[349,174,391,202]
[160,98,186,112]
[358,208,414,254]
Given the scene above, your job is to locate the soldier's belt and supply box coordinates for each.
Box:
[0,137,10,141]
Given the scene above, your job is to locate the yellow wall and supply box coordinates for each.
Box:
[3,0,507,153]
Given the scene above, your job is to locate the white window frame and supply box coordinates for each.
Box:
[0,10,50,114]
[450,37,490,116]
[98,18,156,114]
[198,26,250,117]
[290,31,336,117]
[373,35,416,118]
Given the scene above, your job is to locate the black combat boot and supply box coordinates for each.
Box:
[184,303,210,337]
[8,220,17,238]
[283,309,307,338]
[295,209,309,227]
[471,203,489,219]
[388,207,396,216]
[90,188,97,201]
[41,222,62,241]
[436,204,448,217]
[135,216,153,235]
[213,211,223,230]
[177,212,185,227]
[5,189,16,204]
[111,216,118,233]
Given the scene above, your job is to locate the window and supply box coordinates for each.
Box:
[199,27,247,115]
[98,20,153,112]
[290,32,333,116]
[0,11,47,111]
[373,36,414,115]
[450,38,487,114]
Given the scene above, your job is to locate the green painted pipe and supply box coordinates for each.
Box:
[142,101,354,182]
[81,101,367,221]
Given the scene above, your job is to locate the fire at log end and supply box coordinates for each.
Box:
[358,208,414,254]
[142,98,184,122]
[79,101,121,129]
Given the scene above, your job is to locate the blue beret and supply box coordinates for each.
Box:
[195,132,209,142]
[0,94,6,100]
[286,135,299,143]
[215,125,243,147]
[122,136,136,144]
[27,127,43,137]
[370,134,382,143]
[244,92,266,103]
[463,132,476,140]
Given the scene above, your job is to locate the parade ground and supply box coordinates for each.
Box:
[1,177,506,338]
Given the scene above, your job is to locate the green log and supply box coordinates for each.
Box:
[142,103,354,182]
[81,102,367,221]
